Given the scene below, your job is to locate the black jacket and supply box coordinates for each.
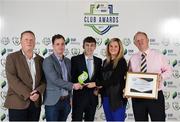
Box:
[71,54,102,106]
[97,57,128,111]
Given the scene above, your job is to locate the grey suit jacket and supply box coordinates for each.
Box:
[43,53,73,105]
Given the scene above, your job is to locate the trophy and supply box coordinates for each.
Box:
[78,71,88,84]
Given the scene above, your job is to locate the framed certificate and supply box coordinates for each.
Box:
[124,72,158,99]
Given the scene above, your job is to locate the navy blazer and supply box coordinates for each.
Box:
[71,53,102,84]
[71,53,102,106]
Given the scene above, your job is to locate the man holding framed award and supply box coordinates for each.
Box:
[128,31,172,121]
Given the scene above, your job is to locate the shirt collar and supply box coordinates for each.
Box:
[54,52,64,61]
[139,48,150,56]
[84,54,93,60]
[21,50,36,59]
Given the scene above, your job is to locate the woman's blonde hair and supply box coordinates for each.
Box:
[106,38,124,69]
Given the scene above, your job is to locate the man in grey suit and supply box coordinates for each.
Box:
[43,34,82,121]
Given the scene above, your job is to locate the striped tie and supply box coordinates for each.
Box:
[141,52,147,73]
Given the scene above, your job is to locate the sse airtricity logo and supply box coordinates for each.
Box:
[84,2,119,35]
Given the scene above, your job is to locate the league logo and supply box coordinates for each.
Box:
[172,70,180,79]
[64,49,69,56]
[165,102,170,110]
[161,38,170,46]
[71,48,80,56]
[84,2,119,35]
[1,37,10,45]
[123,38,131,46]
[96,38,102,46]
[12,37,20,46]
[0,59,6,67]
[163,91,170,100]
[42,37,51,46]
[172,102,180,111]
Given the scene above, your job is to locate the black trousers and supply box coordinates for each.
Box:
[132,90,165,121]
[72,90,97,121]
[9,101,41,121]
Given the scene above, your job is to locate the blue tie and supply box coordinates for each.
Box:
[87,58,93,79]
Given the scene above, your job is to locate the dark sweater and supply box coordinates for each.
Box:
[97,57,128,111]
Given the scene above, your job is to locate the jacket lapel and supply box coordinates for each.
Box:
[64,58,71,81]
[19,50,32,80]
[51,54,63,78]
[81,54,88,74]
[91,56,96,79]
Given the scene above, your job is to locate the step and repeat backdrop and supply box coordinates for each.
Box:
[0,0,180,121]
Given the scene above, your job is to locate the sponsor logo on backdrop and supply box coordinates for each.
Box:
[124,49,135,56]
[122,38,131,46]
[165,102,170,110]
[1,37,10,45]
[71,48,80,56]
[171,59,180,67]
[124,49,127,55]
[166,113,178,121]
[66,38,80,45]
[12,37,20,46]
[100,49,106,57]
[1,48,13,56]
[84,2,119,35]
[104,38,110,45]
[36,41,41,45]
[0,80,6,89]
[162,49,177,56]
[0,59,6,67]
[172,38,180,46]
[1,48,6,56]
[64,49,69,56]
[40,48,53,57]
[161,38,170,46]
[0,113,6,121]
[172,59,177,67]
[0,102,7,111]
[164,91,170,100]
[127,49,135,56]
[174,42,180,47]
[1,70,6,78]
[172,91,177,99]
[172,102,180,111]
[95,38,103,46]
[163,81,177,88]
[47,49,53,56]
[65,38,70,45]
[34,48,40,55]
[41,48,48,56]
[172,70,180,79]
[0,91,7,100]
[149,38,160,46]
[42,37,51,46]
